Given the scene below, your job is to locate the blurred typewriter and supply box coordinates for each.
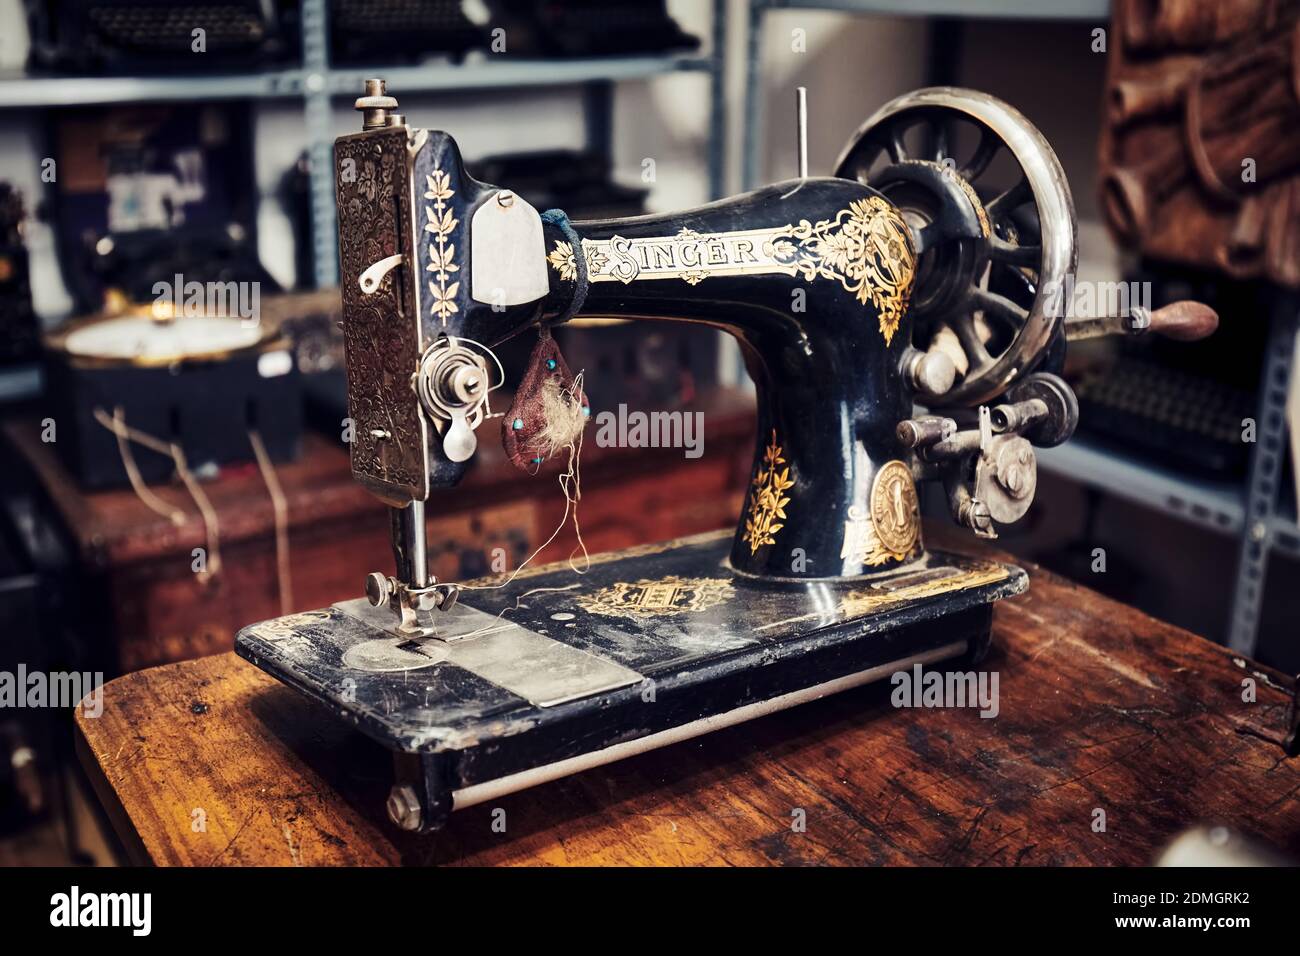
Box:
[468,148,648,221]
[49,103,270,312]
[0,184,40,369]
[489,0,699,57]
[42,102,304,489]
[330,0,485,64]
[1066,267,1263,481]
[24,0,300,73]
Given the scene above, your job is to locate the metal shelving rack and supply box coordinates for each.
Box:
[740,0,1298,655]
[0,0,729,289]
[1228,303,1299,651]
[1036,299,1300,654]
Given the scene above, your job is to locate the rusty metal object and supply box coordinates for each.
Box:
[335,124,429,505]
[1100,134,1187,243]
[1109,68,1194,126]
[1120,0,1295,52]
[1185,28,1300,201]
[1100,1,1300,289]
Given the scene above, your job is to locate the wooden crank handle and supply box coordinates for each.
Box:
[1140,301,1219,341]
[1065,300,1219,343]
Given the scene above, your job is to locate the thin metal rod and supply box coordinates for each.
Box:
[742,0,765,190]
[405,500,429,588]
[796,86,809,179]
[451,639,968,810]
[1063,315,1131,342]
[708,0,727,199]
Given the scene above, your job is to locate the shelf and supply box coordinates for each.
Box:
[1037,437,1245,536]
[0,70,306,108]
[0,54,713,110]
[757,0,1108,18]
[327,54,714,95]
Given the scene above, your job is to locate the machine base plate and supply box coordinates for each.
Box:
[236,529,1026,830]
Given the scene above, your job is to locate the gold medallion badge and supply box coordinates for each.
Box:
[842,460,921,565]
[576,576,735,619]
[870,460,921,556]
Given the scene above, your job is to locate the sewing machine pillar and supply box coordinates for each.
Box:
[541,177,924,579]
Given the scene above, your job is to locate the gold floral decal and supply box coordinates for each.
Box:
[546,240,578,280]
[766,195,915,345]
[953,174,991,238]
[742,430,795,554]
[840,564,1010,618]
[586,245,609,275]
[248,610,333,642]
[576,576,734,619]
[424,169,459,324]
[547,239,609,282]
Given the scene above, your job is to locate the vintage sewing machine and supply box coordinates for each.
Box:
[236,81,1216,832]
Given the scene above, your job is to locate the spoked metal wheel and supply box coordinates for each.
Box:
[834,87,1076,408]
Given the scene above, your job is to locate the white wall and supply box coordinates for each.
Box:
[742,8,928,183]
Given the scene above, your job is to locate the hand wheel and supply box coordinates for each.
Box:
[834,87,1077,408]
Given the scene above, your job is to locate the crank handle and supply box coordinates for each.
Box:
[1065,300,1219,343]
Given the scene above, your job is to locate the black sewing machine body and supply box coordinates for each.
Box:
[333,121,925,579]
[236,81,1215,832]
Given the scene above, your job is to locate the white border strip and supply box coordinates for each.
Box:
[452,638,968,810]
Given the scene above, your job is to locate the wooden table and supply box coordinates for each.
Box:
[75,535,1300,866]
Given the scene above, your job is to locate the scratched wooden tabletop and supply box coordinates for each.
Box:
[75,536,1300,866]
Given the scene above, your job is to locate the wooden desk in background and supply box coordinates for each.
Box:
[4,389,754,672]
[74,531,1300,866]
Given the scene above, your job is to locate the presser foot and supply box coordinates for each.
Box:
[236,529,1026,834]
[363,572,461,634]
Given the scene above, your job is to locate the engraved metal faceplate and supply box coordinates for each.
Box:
[335,126,429,505]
